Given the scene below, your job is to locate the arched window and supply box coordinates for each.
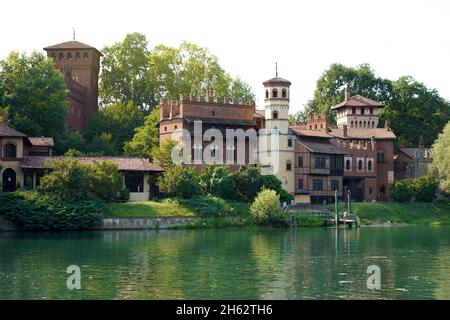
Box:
[272,89,278,98]
[3,143,17,158]
[350,121,354,128]
[359,121,362,127]
[346,159,351,171]
[368,160,373,171]
[282,89,287,98]
[372,121,375,128]
[212,111,216,117]
[265,90,269,98]
[363,121,366,128]
[314,124,317,130]
[273,111,278,119]
[358,160,363,171]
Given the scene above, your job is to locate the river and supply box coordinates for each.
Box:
[1,226,450,299]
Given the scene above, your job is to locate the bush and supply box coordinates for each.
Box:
[178,196,232,217]
[157,165,201,198]
[199,165,234,199]
[90,161,123,200]
[250,189,283,222]
[0,191,104,230]
[261,174,294,204]
[389,173,438,202]
[230,165,265,202]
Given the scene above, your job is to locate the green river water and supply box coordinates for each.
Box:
[1,226,450,299]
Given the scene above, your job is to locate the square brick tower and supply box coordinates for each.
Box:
[44,40,102,131]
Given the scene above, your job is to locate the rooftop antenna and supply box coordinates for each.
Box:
[275,62,278,77]
[73,27,76,41]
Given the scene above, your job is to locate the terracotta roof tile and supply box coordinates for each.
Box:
[332,95,384,110]
[20,156,163,172]
[0,124,26,137]
[330,128,396,140]
[28,137,54,147]
[44,41,99,51]
[254,110,265,118]
[290,126,333,138]
[297,139,347,155]
[263,77,292,86]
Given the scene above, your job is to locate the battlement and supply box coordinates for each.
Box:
[306,112,328,131]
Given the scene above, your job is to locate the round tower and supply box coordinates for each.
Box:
[263,76,291,134]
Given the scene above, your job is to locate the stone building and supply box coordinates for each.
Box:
[44,40,101,132]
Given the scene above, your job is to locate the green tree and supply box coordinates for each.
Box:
[157,165,201,198]
[230,165,266,202]
[198,165,234,199]
[432,121,450,194]
[84,101,144,154]
[250,189,282,222]
[307,63,393,123]
[86,132,117,156]
[123,107,160,158]
[289,110,308,124]
[0,51,67,137]
[151,139,180,169]
[381,76,450,147]
[90,161,123,200]
[100,33,155,111]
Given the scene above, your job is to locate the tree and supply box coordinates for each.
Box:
[0,51,67,137]
[86,132,117,156]
[123,107,160,158]
[306,63,393,123]
[198,165,234,199]
[261,174,294,204]
[149,41,254,101]
[90,161,123,200]
[84,101,144,155]
[100,33,155,111]
[230,165,266,202]
[432,121,450,194]
[150,139,180,169]
[250,189,282,222]
[157,165,201,198]
[289,110,308,124]
[381,77,450,147]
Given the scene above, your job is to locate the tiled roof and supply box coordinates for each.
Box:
[20,156,163,172]
[330,128,396,140]
[28,137,54,147]
[290,126,333,138]
[399,148,432,160]
[184,116,257,126]
[297,139,347,155]
[44,41,99,51]
[0,123,26,137]
[254,110,265,118]
[263,77,292,86]
[332,95,384,110]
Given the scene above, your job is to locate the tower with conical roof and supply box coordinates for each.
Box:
[263,75,291,134]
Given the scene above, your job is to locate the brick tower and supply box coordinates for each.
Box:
[44,40,101,131]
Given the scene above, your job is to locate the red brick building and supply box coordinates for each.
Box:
[44,40,101,131]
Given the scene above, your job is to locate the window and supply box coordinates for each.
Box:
[298,156,304,167]
[265,90,269,98]
[3,143,17,158]
[352,108,356,115]
[298,179,303,190]
[358,159,364,171]
[331,180,339,191]
[370,108,373,115]
[282,89,287,98]
[363,121,366,127]
[287,139,293,147]
[72,77,79,82]
[164,126,167,132]
[367,159,373,171]
[174,125,178,129]
[350,121,354,128]
[369,188,373,194]
[83,52,89,60]
[58,52,64,60]
[272,89,278,98]
[273,111,278,119]
[345,158,351,171]
[67,52,72,60]
[75,52,81,60]
[314,124,317,130]
[313,179,323,191]
[286,161,292,171]
[377,152,384,164]
[372,121,375,128]
[314,156,326,169]
[212,111,215,117]
[124,172,144,193]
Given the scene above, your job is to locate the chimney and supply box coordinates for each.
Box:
[344,84,350,101]
[343,124,348,137]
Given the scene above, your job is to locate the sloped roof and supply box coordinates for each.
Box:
[263,77,292,86]
[20,157,163,172]
[254,110,265,118]
[290,126,333,138]
[332,95,384,110]
[44,41,101,54]
[399,148,432,160]
[0,123,26,137]
[183,116,257,126]
[330,128,396,140]
[297,139,347,155]
[28,137,54,147]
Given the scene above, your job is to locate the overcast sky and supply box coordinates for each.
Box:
[1,0,449,113]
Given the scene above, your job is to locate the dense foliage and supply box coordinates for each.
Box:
[388,173,438,202]
[157,165,202,198]
[0,191,104,230]
[432,121,450,195]
[250,189,283,223]
[177,196,233,217]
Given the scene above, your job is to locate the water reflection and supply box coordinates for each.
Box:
[1,226,450,299]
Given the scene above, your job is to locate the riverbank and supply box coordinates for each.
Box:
[329,201,450,225]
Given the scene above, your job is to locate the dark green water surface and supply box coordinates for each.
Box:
[1,226,450,299]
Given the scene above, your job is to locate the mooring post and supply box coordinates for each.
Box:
[334,189,339,227]
[346,189,352,226]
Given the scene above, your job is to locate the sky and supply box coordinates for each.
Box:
[1,0,449,113]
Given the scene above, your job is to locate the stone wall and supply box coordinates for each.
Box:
[97,217,201,230]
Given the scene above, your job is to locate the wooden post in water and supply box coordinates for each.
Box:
[334,189,339,227]
[346,189,351,227]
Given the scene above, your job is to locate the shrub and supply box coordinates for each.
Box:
[261,174,294,204]
[0,191,104,230]
[157,165,201,198]
[250,189,283,222]
[230,165,265,202]
[389,173,438,202]
[90,161,123,200]
[178,195,232,217]
[199,165,234,199]
[388,179,415,202]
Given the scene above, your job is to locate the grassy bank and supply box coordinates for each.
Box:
[106,199,251,218]
[329,202,450,225]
